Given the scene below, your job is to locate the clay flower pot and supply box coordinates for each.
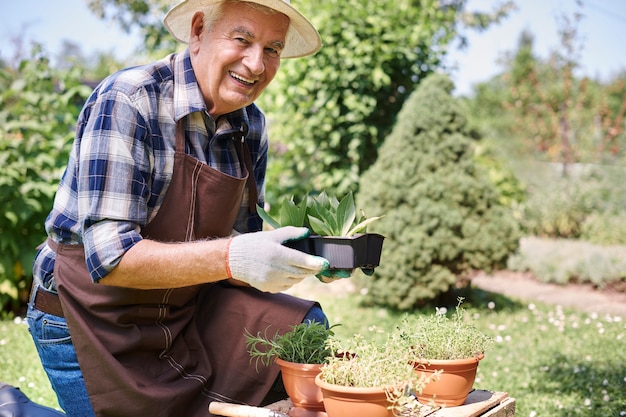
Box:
[413,354,484,407]
[314,373,393,417]
[276,359,325,417]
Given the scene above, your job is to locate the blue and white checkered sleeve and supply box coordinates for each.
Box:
[77,90,154,281]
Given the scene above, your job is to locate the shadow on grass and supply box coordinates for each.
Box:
[356,285,527,319]
[531,352,626,416]
[430,285,526,314]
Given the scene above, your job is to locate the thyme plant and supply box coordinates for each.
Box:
[396,298,493,361]
[321,332,437,416]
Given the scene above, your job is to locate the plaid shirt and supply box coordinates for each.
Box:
[34,49,267,288]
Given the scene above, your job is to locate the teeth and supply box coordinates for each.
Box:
[230,71,255,85]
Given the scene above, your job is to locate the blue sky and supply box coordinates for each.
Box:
[1,0,625,96]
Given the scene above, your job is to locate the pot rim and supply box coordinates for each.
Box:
[275,358,325,371]
[413,353,485,366]
[314,373,392,394]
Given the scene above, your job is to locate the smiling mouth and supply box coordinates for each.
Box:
[229,71,256,86]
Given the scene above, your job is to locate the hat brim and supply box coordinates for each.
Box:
[163,0,321,58]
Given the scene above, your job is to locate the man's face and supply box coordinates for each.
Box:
[189,2,289,118]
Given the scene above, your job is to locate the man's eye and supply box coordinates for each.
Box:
[266,48,281,58]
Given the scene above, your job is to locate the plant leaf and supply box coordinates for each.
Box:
[280,198,306,227]
[347,215,384,236]
[307,194,339,234]
[308,215,334,236]
[337,192,357,236]
[314,191,331,210]
[256,205,281,229]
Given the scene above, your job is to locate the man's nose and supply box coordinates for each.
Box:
[243,46,265,75]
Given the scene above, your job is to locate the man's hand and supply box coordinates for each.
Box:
[227,227,329,293]
[316,268,354,282]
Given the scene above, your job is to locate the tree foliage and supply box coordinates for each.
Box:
[356,74,521,310]
[0,46,91,314]
[87,0,177,56]
[471,10,626,171]
[258,0,462,202]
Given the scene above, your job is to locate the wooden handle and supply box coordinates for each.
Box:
[209,402,274,417]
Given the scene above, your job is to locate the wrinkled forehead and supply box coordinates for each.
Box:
[217,2,290,41]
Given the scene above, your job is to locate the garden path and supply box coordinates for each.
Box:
[471,271,626,317]
[291,271,626,317]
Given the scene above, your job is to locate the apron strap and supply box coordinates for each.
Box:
[177,119,258,214]
[235,139,258,214]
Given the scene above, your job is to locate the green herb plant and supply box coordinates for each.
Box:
[258,191,382,237]
[396,298,493,361]
[321,331,437,416]
[244,321,337,370]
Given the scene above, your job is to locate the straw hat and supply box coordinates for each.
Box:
[163,0,321,58]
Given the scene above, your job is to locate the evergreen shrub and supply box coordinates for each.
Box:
[356,74,521,310]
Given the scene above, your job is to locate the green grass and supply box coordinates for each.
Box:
[0,317,61,410]
[292,281,626,417]
[2,283,625,417]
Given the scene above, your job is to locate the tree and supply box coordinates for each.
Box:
[258,0,514,203]
[356,73,521,310]
[0,45,92,314]
[477,1,626,171]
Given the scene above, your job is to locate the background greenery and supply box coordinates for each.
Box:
[0,47,92,314]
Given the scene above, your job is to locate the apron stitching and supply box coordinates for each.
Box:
[157,289,174,356]
[205,391,242,404]
[156,289,214,395]
[162,354,208,385]
[186,160,202,241]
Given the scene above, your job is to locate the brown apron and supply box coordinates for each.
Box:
[52,120,315,416]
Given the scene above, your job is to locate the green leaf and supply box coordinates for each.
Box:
[256,205,281,229]
[337,192,357,236]
[308,215,334,236]
[347,215,384,236]
[280,198,306,227]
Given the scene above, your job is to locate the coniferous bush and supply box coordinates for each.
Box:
[356,74,521,310]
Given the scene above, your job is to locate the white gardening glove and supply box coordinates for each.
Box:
[227,226,329,293]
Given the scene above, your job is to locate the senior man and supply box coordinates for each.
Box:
[27,1,330,416]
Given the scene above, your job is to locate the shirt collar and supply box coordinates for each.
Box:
[172,49,249,137]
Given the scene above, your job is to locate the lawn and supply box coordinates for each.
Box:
[1,279,624,416]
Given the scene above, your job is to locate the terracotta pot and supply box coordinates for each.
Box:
[276,358,325,416]
[314,373,393,417]
[414,354,484,407]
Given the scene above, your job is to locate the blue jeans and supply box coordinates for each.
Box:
[27,285,326,416]
[26,286,95,417]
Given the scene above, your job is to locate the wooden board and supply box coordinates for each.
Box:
[420,391,514,417]
[266,390,515,417]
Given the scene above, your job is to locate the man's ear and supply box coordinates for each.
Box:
[189,11,205,48]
